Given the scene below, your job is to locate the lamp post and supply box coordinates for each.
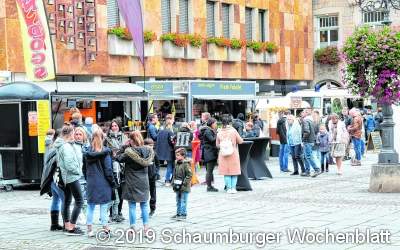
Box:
[354,0,400,192]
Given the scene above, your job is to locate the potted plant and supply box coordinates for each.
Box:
[206,37,230,60]
[264,42,278,63]
[142,30,157,57]
[246,41,264,63]
[227,38,245,62]
[160,33,188,59]
[185,34,203,59]
[314,46,340,65]
[107,27,135,56]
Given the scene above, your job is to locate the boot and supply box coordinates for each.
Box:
[50,211,64,231]
[325,162,329,172]
[321,164,325,173]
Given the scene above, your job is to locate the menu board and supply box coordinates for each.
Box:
[37,100,51,154]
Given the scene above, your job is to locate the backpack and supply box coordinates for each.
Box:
[176,132,191,148]
[219,133,234,156]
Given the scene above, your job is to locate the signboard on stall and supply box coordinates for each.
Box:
[140,82,174,96]
[190,81,256,96]
[28,111,38,137]
[367,131,382,152]
[290,97,302,109]
[37,100,51,153]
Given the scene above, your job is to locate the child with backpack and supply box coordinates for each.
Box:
[316,125,331,173]
[171,148,192,220]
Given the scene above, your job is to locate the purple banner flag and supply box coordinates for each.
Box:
[117,0,144,65]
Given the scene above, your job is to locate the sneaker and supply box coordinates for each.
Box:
[117,214,125,221]
[311,171,321,178]
[300,172,310,177]
[87,230,95,238]
[290,172,299,176]
[177,215,187,220]
[165,182,171,187]
[226,189,232,194]
[171,214,180,220]
[207,186,218,192]
[282,169,292,173]
[231,189,237,194]
[50,225,64,231]
[65,227,84,236]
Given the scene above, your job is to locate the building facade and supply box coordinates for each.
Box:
[312,0,400,87]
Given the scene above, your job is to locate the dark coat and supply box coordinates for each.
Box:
[117,146,154,202]
[172,160,192,193]
[40,147,57,196]
[155,128,175,161]
[84,147,114,204]
[302,118,316,143]
[202,126,218,163]
[147,123,158,142]
[232,119,245,137]
[276,117,287,144]
[175,127,194,151]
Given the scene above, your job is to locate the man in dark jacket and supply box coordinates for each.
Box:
[232,113,245,137]
[276,111,290,172]
[176,123,194,157]
[146,113,160,180]
[202,118,219,192]
[301,110,320,177]
[374,107,383,136]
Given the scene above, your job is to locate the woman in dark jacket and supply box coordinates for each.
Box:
[155,114,175,185]
[117,131,154,232]
[84,129,115,237]
[202,118,219,192]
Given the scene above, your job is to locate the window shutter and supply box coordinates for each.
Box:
[161,0,172,34]
[259,10,266,42]
[221,3,230,38]
[245,8,252,41]
[179,0,189,33]
[107,0,120,28]
[206,1,215,37]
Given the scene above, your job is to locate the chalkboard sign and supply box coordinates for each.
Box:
[367,131,382,152]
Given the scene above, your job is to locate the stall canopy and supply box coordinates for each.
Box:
[0,81,148,101]
[190,80,258,100]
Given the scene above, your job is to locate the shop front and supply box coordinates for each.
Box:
[189,80,258,122]
[138,81,189,123]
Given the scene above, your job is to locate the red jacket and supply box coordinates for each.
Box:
[348,115,362,139]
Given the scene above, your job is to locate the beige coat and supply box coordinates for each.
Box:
[216,127,243,176]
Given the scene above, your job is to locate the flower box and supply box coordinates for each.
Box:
[227,48,241,62]
[184,45,201,59]
[133,43,155,57]
[162,40,184,59]
[108,34,135,56]
[264,52,277,64]
[246,49,264,63]
[207,43,227,61]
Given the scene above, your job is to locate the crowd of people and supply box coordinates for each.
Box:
[276,107,383,176]
[40,109,263,236]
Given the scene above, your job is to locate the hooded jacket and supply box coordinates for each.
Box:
[117,146,154,202]
[172,160,192,193]
[54,137,83,185]
[40,144,57,196]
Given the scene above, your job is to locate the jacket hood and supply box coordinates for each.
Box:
[125,146,154,167]
[85,147,111,161]
[53,137,66,149]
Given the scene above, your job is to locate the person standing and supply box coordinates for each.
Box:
[117,131,154,232]
[232,113,246,137]
[202,118,219,192]
[365,109,376,140]
[144,138,157,217]
[155,114,175,186]
[276,111,290,172]
[146,113,160,181]
[171,148,192,220]
[253,113,264,137]
[316,125,331,173]
[216,115,243,194]
[105,120,128,223]
[54,125,84,235]
[348,108,363,166]
[176,122,193,158]
[374,107,383,137]
[287,115,306,176]
[74,127,89,225]
[84,130,115,237]
[312,110,322,162]
[301,110,321,177]
[329,114,349,174]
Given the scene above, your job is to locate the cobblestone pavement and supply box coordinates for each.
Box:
[1,153,400,250]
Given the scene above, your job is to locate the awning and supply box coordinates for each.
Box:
[0,81,148,101]
[192,95,256,101]
[149,95,185,100]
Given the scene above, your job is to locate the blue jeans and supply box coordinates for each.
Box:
[303,143,320,173]
[176,192,189,216]
[50,182,65,212]
[128,201,149,227]
[352,138,362,161]
[224,176,238,190]
[320,151,329,165]
[165,160,174,183]
[313,149,320,162]
[279,144,289,171]
[86,203,108,226]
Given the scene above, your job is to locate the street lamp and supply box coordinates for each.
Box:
[354,0,400,192]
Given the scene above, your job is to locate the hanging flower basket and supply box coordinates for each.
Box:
[315,46,340,65]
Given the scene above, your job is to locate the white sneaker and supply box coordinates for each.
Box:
[231,189,237,194]
[227,189,232,194]
[87,230,95,238]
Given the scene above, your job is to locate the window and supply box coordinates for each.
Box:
[179,0,189,33]
[317,15,338,48]
[259,10,266,42]
[107,0,120,28]
[245,8,253,41]
[206,1,216,37]
[221,3,231,38]
[161,0,172,34]
[362,11,385,24]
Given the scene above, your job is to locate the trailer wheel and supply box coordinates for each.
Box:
[5,185,13,192]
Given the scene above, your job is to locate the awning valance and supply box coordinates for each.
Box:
[192,95,256,101]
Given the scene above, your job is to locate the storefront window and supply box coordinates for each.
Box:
[303,97,321,109]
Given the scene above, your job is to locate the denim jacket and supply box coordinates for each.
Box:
[287,121,302,146]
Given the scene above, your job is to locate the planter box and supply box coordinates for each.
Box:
[162,40,184,59]
[184,45,201,59]
[246,49,264,63]
[227,48,242,62]
[207,43,227,61]
[132,42,155,57]
[108,34,135,56]
[264,52,277,64]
